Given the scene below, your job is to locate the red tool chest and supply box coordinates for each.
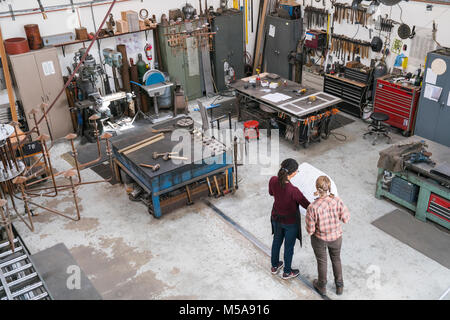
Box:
[373,75,421,136]
[427,193,450,224]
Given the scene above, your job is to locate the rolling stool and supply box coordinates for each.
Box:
[243,120,260,155]
[363,112,392,145]
[244,120,260,140]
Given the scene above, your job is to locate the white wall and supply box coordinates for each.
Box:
[296,0,450,73]
[1,0,449,105]
[0,0,262,103]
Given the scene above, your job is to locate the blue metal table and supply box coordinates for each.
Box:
[110,116,233,218]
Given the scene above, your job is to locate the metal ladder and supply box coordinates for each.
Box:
[0,237,52,300]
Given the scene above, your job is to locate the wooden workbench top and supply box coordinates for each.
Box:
[325,73,368,88]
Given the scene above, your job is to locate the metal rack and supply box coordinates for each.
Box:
[0,237,51,300]
[55,28,155,57]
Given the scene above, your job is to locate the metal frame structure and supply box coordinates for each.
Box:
[0,108,115,253]
[0,0,118,254]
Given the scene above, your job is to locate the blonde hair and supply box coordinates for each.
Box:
[314,176,335,198]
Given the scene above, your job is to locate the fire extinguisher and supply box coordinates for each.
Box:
[144,43,153,62]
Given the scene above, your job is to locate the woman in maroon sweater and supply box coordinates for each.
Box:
[269,158,310,279]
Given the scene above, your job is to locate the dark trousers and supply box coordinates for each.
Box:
[271,220,298,274]
[310,235,343,287]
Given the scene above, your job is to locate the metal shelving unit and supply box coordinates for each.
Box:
[55,28,155,57]
[0,237,52,300]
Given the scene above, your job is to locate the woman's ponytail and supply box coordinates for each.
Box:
[278,158,299,188]
[278,167,289,188]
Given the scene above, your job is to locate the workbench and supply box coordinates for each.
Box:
[230,74,342,149]
[110,115,234,218]
[376,136,450,229]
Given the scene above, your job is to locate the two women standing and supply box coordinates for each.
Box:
[269,159,350,296]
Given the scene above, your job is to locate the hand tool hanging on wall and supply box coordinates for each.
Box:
[333,3,370,27]
[331,34,371,62]
[305,6,329,29]
[376,15,394,32]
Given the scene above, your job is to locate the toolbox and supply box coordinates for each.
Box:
[389,176,419,204]
[344,66,372,84]
[324,74,368,118]
[427,193,450,224]
[374,75,421,136]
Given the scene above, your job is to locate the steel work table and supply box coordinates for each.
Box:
[110,116,233,218]
[230,74,342,149]
[375,135,450,229]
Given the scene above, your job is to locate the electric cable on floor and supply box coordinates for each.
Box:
[326,116,348,142]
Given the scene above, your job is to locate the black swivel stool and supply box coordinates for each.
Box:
[363,112,392,145]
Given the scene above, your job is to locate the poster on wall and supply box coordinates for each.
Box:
[116,33,141,58]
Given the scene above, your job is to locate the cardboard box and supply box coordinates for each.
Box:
[121,10,136,21]
[121,10,139,32]
[116,19,128,33]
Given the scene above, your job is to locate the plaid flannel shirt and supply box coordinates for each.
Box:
[305,196,350,242]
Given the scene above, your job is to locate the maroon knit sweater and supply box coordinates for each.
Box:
[269,176,310,224]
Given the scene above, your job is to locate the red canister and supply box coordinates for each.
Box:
[24,24,43,50]
[4,38,30,55]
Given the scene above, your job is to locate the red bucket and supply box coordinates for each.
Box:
[4,37,30,55]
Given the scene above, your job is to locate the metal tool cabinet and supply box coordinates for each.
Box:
[414,48,450,147]
[8,47,73,138]
[324,74,368,118]
[374,75,421,136]
[157,21,203,100]
[210,10,245,92]
[263,15,302,80]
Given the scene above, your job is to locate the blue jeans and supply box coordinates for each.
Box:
[271,220,298,274]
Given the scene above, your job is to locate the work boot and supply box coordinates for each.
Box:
[336,285,344,295]
[271,261,283,274]
[313,279,327,296]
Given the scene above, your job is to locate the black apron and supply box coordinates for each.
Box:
[271,206,302,247]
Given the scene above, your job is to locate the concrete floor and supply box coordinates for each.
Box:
[13,96,450,300]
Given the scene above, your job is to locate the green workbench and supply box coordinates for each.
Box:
[375,136,450,229]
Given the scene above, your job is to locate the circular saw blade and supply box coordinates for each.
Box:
[397,24,411,40]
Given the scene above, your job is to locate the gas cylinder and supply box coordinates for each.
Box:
[136,53,148,83]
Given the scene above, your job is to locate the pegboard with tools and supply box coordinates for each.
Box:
[330,34,371,61]
[332,2,371,27]
[304,6,329,29]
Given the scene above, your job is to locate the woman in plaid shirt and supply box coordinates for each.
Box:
[306,176,350,296]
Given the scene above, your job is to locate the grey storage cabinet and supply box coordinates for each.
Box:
[9,47,73,139]
[211,10,244,92]
[263,15,302,80]
[414,49,450,147]
[158,21,203,100]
